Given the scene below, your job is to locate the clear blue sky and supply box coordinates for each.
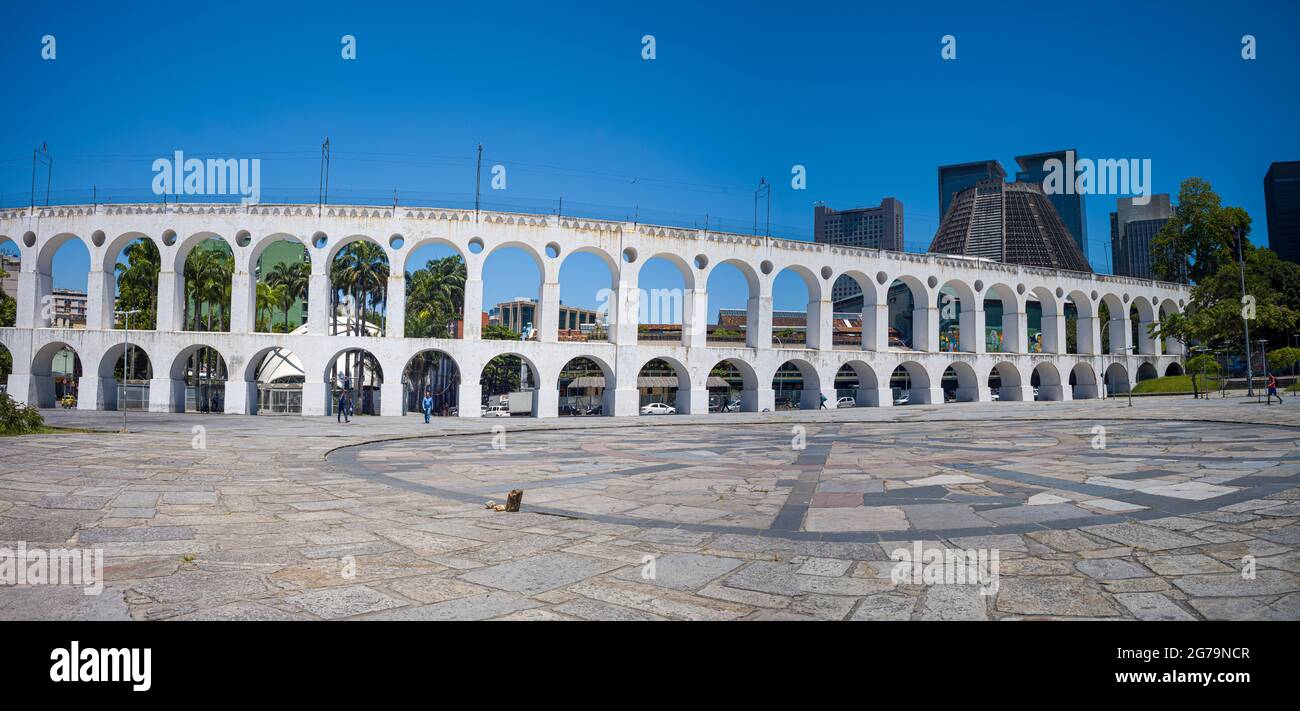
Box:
[3,0,1297,319]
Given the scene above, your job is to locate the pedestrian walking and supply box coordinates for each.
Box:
[1267,373,1285,405]
[422,389,434,424]
[819,393,828,409]
[337,390,351,423]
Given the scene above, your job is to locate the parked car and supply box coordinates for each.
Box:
[482,404,511,417]
[989,390,1000,402]
[723,399,742,412]
[1032,386,1041,400]
[640,402,676,415]
[893,392,910,406]
[836,396,856,408]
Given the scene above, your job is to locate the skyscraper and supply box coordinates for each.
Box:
[1264,161,1300,265]
[1015,150,1088,261]
[937,160,1006,221]
[1110,194,1174,279]
[813,198,905,301]
[929,180,1092,273]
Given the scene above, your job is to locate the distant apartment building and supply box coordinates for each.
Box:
[1,252,19,301]
[488,298,601,338]
[1110,194,1174,279]
[1264,161,1300,265]
[814,198,905,303]
[51,288,88,329]
[1014,150,1088,260]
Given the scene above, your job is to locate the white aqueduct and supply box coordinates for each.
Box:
[0,203,1190,418]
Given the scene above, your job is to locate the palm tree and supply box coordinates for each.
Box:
[405,255,466,338]
[114,239,160,329]
[267,258,309,332]
[330,242,389,413]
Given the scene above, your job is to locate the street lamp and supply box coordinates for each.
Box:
[114,309,140,433]
[1257,338,1269,404]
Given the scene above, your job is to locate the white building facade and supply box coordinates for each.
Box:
[0,203,1190,417]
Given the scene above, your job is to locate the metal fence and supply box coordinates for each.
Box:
[116,384,150,411]
[256,384,302,415]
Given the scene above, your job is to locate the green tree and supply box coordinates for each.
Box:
[1185,354,1221,399]
[114,239,160,329]
[266,258,309,332]
[405,255,466,338]
[1152,177,1252,284]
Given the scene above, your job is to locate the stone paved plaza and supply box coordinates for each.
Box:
[2,396,1299,621]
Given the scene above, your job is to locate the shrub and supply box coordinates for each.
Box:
[0,393,45,435]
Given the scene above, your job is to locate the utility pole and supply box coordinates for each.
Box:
[474,143,483,222]
[31,142,52,210]
[753,178,770,237]
[115,309,140,432]
[318,137,330,217]
[1235,226,1254,396]
[1258,338,1269,404]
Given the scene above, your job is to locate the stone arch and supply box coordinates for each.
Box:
[1104,362,1130,396]
[98,341,155,411]
[1030,362,1065,401]
[705,357,759,412]
[938,279,978,352]
[771,357,822,409]
[982,282,1023,354]
[251,233,312,334]
[324,345,385,416]
[171,231,233,272]
[886,275,930,351]
[1099,293,1127,355]
[1136,361,1159,382]
[942,360,982,402]
[636,355,690,414]
[704,259,762,348]
[1027,286,1062,354]
[398,236,469,274]
[404,348,462,417]
[836,359,886,406]
[30,340,82,408]
[478,351,542,417]
[170,343,230,413]
[988,361,1026,401]
[1070,362,1100,399]
[557,354,614,416]
[1064,289,1095,355]
[1164,361,1184,377]
[100,231,157,272]
[890,360,933,405]
[1131,296,1158,355]
[36,232,89,274]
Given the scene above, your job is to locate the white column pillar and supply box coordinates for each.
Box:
[16,271,41,328]
[610,279,639,346]
[78,377,113,411]
[911,386,944,405]
[955,384,991,402]
[857,386,893,407]
[307,272,329,336]
[148,377,183,413]
[535,386,559,418]
[611,387,640,416]
[538,280,560,343]
[742,387,774,412]
[1000,385,1034,401]
[385,274,405,338]
[676,387,710,414]
[380,380,405,416]
[224,380,255,414]
[682,288,708,348]
[302,380,327,416]
[1138,320,1158,355]
[1041,306,1066,354]
[1109,316,1132,355]
[1003,308,1027,354]
[156,270,183,332]
[807,298,833,350]
[457,381,482,418]
[229,270,253,334]
[913,304,938,352]
[462,277,483,340]
[747,294,772,350]
[862,302,888,351]
[1078,315,1100,355]
[960,306,983,353]
[85,269,116,331]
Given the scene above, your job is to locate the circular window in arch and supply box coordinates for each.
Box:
[760,260,773,275]
[236,230,252,248]
[693,254,709,270]
[622,247,638,263]
[312,232,328,249]
[546,242,561,259]
[162,230,177,247]
[91,230,106,248]
[389,234,405,250]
